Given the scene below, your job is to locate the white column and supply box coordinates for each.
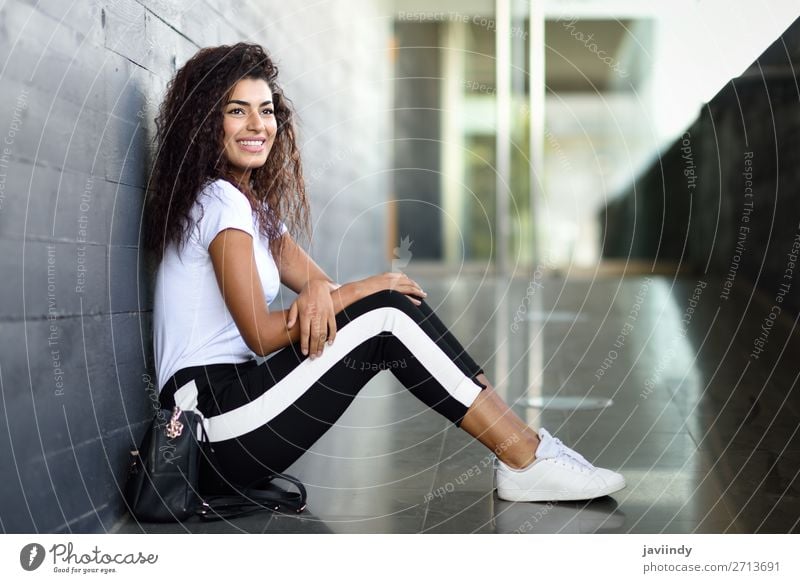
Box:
[441,21,467,265]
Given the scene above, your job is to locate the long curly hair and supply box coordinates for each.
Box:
[143,42,309,263]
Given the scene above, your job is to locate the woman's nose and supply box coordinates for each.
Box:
[247,110,266,130]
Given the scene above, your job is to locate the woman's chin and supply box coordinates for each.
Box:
[232,157,269,171]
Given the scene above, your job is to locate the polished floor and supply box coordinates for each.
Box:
[114,270,800,533]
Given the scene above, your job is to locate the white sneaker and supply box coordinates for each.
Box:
[495,428,626,502]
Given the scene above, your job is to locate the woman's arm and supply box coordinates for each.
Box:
[329,280,368,313]
[209,228,425,358]
[274,233,424,311]
[275,231,342,357]
[209,227,301,356]
[276,231,339,294]
[331,274,427,312]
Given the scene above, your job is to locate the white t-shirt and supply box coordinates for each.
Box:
[153,178,287,392]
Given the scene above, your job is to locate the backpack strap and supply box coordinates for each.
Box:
[194,423,307,521]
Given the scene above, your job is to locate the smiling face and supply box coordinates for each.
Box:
[220,77,277,184]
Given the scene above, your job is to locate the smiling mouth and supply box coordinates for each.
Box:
[236,138,266,153]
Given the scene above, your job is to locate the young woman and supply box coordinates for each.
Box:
[143,42,625,504]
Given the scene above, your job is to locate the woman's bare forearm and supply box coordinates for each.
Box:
[250,281,367,357]
[277,232,339,294]
[250,310,302,357]
[330,280,369,313]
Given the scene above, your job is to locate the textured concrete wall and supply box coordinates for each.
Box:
[602,16,800,315]
[0,0,391,532]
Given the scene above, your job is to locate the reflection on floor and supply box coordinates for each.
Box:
[115,273,800,533]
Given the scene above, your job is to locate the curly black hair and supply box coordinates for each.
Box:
[143,42,309,263]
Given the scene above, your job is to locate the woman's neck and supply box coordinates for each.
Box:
[227,170,251,190]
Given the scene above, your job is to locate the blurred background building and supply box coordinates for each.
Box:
[1,0,799,533]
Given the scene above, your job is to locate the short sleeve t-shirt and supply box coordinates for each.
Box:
[153,178,288,392]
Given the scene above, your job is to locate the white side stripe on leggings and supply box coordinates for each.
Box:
[173,306,483,443]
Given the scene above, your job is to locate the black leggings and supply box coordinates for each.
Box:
[158,289,487,493]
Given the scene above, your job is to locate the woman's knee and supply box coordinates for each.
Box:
[346,288,412,309]
[368,289,420,314]
[336,288,418,328]
[374,288,407,302]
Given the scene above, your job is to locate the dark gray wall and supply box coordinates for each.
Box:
[393,22,443,260]
[602,16,800,315]
[0,0,390,533]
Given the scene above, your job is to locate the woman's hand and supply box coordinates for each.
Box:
[287,280,338,358]
[360,272,427,306]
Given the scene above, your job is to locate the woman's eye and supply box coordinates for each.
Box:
[226,107,273,115]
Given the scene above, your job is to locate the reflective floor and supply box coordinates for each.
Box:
[114,271,800,533]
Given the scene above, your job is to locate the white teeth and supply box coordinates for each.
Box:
[238,140,264,146]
